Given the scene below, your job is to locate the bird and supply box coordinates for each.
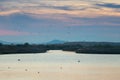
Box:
[60,67,62,69]
[18,59,21,61]
[78,60,80,63]
[8,67,10,69]
[25,69,28,71]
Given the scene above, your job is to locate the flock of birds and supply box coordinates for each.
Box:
[7,58,80,75]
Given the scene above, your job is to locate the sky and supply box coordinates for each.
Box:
[0,0,120,43]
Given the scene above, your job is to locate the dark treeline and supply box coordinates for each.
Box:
[0,42,120,54]
[0,43,47,54]
[64,42,120,54]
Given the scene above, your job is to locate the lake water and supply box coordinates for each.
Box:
[0,50,120,80]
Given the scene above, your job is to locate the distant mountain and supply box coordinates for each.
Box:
[46,40,66,44]
[0,40,11,44]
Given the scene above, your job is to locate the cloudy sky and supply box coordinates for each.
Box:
[0,0,120,43]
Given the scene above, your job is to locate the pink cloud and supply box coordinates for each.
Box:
[0,29,31,36]
[0,10,20,16]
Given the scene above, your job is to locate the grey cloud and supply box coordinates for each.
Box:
[44,6,87,11]
[0,0,101,12]
[0,0,89,11]
[96,3,120,8]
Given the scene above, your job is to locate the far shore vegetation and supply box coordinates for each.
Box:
[0,42,120,54]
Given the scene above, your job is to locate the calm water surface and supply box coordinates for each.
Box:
[0,50,120,66]
[0,50,120,80]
